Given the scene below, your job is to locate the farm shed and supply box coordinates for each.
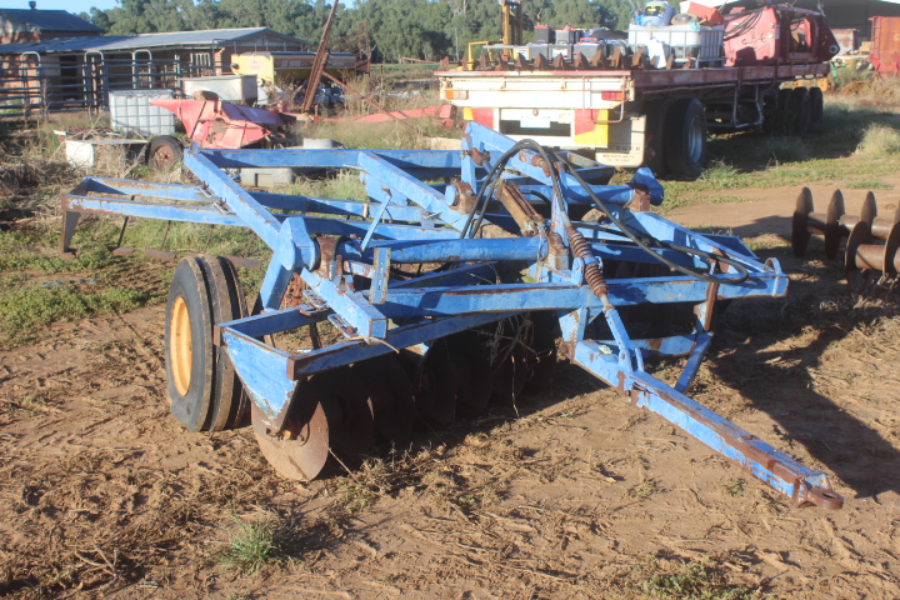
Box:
[0,3,102,44]
[0,27,311,115]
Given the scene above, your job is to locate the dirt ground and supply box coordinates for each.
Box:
[3,175,900,599]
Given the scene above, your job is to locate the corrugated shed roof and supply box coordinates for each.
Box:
[0,27,310,55]
[0,8,103,32]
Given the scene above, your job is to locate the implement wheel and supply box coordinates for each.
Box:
[164,256,248,432]
[149,135,184,170]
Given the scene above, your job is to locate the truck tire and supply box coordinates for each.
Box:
[809,87,824,131]
[165,256,248,432]
[790,88,812,136]
[644,100,672,178]
[149,135,184,170]
[665,98,707,181]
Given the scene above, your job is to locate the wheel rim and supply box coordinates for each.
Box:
[170,296,193,396]
[152,146,176,169]
[687,114,704,164]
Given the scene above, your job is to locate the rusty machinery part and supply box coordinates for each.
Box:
[568,226,609,298]
[469,45,657,73]
[350,354,416,443]
[404,316,552,427]
[149,135,184,171]
[252,366,374,481]
[793,188,899,259]
[845,220,900,279]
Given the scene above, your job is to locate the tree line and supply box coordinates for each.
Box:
[78,0,638,62]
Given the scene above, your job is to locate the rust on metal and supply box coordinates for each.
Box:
[494,180,542,236]
[468,147,491,166]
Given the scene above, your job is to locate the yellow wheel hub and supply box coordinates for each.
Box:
[170,296,193,396]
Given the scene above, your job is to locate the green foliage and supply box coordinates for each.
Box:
[628,480,658,501]
[634,556,752,600]
[84,0,637,62]
[217,516,295,574]
[0,278,151,342]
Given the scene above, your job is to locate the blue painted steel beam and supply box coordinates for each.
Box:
[361,237,547,264]
[203,148,464,172]
[357,152,471,231]
[377,274,788,318]
[184,147,285,249]
[572,340,840,508]
[303,216,458,240]
[62,195,248,227]
[252,191,429,223]
[83,177,211,203]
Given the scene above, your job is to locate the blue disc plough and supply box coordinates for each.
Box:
[60,122,843,509]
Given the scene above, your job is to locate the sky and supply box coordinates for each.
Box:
[11,0,120,13]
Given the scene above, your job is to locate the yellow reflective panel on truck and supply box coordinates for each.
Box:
[574,109,609,147]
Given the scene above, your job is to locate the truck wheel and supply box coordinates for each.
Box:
[149,135,184,170]
[809,87,824,131]
[644,100,672,178]
[771,89,794,135]
[165,256,248,432]
[790,88,812,136]
[665,98,707,181]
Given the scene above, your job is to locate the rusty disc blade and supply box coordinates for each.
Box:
[523,312,560,395]
[251,398,329,482]
[860,192,878,226]
[351,355,415,444]
[447,333,493,419]
[313,368,374,468]
[792,187,814,257]
[492,345,529,407]
[825,190,846,260]
[415,341,458,428]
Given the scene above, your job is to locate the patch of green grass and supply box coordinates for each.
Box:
[217,516,294,575]
[8,393,49,417]
[633,556,753,600]
[628,480,658,501]
[284,170,367,203]
[697,161,741,189]
[704,194,753,205]
[856,123,900,158]
[724,480,744,497]
[341,483,377,514]
[0,279,151,343]
[844,180,893,190]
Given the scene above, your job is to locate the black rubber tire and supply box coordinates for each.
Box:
[772,88,794,136]
[197,255,249,431]
[664,98,707,181]
[790,88,812,137]
[149,135,184,170]
[644,99,673,178]
[165,257,216,432]
[809,87,824,131]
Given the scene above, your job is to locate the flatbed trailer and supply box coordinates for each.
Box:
[438,62,829,179]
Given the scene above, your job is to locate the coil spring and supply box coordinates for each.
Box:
[567,226,608,298]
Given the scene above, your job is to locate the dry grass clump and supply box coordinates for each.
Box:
[856,123,900,158]
[0,161,74,199]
